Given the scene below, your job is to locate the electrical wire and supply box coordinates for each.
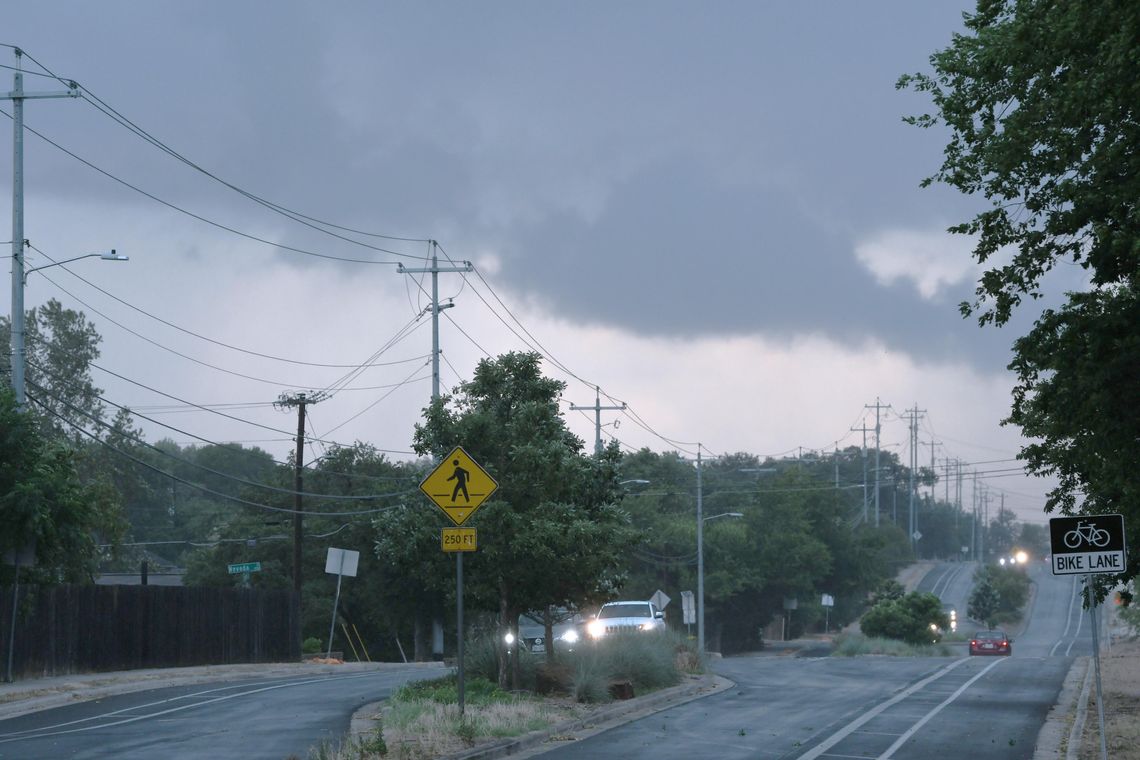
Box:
[32,269,431,389]
[25,377,413,502]
[26,243,428,369]
[0,107,405,266]
[25,390,419,516]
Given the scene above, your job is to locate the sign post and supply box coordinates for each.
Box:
[1050,514,1127,760]
[821,594,835,634]
[324,548,360,659]
[420,446,498,716]
[680,590,695,635]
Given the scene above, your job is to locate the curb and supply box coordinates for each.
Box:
[350,672,731,759]
[1032,656,1089,760]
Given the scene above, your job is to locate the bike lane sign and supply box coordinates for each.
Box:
[1049,514,1127,575]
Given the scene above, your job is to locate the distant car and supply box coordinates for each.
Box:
[504,612,584,654]
[942,605,958,633]
[586,601,666,639]
[969,630,1012,656]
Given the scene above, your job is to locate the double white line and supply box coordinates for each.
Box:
[797,656,1007,760]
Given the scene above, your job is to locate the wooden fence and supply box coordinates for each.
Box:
[0,584,300,680]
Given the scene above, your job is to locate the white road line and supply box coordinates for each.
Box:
[1050,576,1081,657]
[0,671,381,743]
[877,658,1006,758]
[794,658,971,760]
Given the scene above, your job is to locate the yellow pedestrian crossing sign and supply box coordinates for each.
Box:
[419,446,499,526]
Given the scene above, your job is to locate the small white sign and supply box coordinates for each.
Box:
[324,547,360,577]
[680,590,695,625]
[650,589,671,610]
[821,594,835,608]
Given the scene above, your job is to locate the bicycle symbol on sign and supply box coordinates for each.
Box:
[1063,520,1111,549]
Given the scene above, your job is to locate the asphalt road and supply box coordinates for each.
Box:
[527,561,1089,760]
[0,666,429,759]
[0,563,1097,759]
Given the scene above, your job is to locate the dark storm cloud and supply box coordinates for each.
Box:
[8,0,1029,370]
[500,156,1019,369]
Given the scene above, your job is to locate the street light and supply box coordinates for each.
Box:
[24,250,128,278]
[9,248,126,409]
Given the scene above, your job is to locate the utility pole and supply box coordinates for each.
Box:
[398,242,472,665]
[851,421,872,524]
[570,386,625,456]
[971,471,978,562]
[865,398,890,527]
[4,49,78,410]
[396,240,472,402]
[276,392,325,598]
[902,404,926,557]
[696,444,705,654]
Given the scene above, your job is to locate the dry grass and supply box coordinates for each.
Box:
[320,694,592,760]
[1077,635,1140,760]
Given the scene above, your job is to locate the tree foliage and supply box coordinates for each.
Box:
[0,298,106,441]
[410,352,637,686]
[0,389,125,583]
[901,0,1140,592]
[861,591,949,645]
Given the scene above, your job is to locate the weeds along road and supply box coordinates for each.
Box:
[527,563,1089,760]
[0,665,432,760]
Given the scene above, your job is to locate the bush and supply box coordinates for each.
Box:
[393,675,511,707]
[302,637,322,655]
[832,632,953,657]
[860,591,949,645]
[969,564,1030,627]
[463,634,539,691]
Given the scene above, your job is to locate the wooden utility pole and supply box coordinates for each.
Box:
[276,392,325,598]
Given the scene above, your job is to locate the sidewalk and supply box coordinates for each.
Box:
[0,660,445,722]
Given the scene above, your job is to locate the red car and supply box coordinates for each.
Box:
[969,630,1012,656]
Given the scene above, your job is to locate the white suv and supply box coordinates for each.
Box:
[587,601,666,639]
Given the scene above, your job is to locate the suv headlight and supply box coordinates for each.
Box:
[587,620,605,638]
[561,629,580,644]
[504,632,515,645]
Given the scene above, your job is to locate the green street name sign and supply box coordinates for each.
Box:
[228,562,262,574]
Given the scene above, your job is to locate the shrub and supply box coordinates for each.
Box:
[860,591,949,645]
[302,637,322,655]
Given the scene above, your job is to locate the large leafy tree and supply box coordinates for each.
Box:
[0,389,125,583]
[412,352,637,687]
[900,0,1140,594]
[0,298,106,441]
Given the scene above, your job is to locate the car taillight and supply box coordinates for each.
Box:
[970,640,976,646]
[1001,641,1008,647]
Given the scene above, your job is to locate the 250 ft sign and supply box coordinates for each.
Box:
[441,528,478,553]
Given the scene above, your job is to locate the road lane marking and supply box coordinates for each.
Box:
[0,671,384,743]
[876,657,1006,758]
[794,658,971,760]
[1050,576,1081,656]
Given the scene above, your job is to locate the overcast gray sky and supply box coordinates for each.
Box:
[4,2,1074,525]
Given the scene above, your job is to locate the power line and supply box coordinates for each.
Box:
[24,390,418,516]
[25,377,414,502]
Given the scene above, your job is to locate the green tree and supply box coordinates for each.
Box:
[968,572,1001,628]
[900,0,1140,592]
[861,591,949,645]
[411,352,637,687]
[0,389,125,583]
[0,299,106,441]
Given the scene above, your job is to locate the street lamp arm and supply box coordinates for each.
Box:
[703,512,744,522]
[24,250,127,278]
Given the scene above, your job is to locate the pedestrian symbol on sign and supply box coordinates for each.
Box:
[448,460,470,502]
